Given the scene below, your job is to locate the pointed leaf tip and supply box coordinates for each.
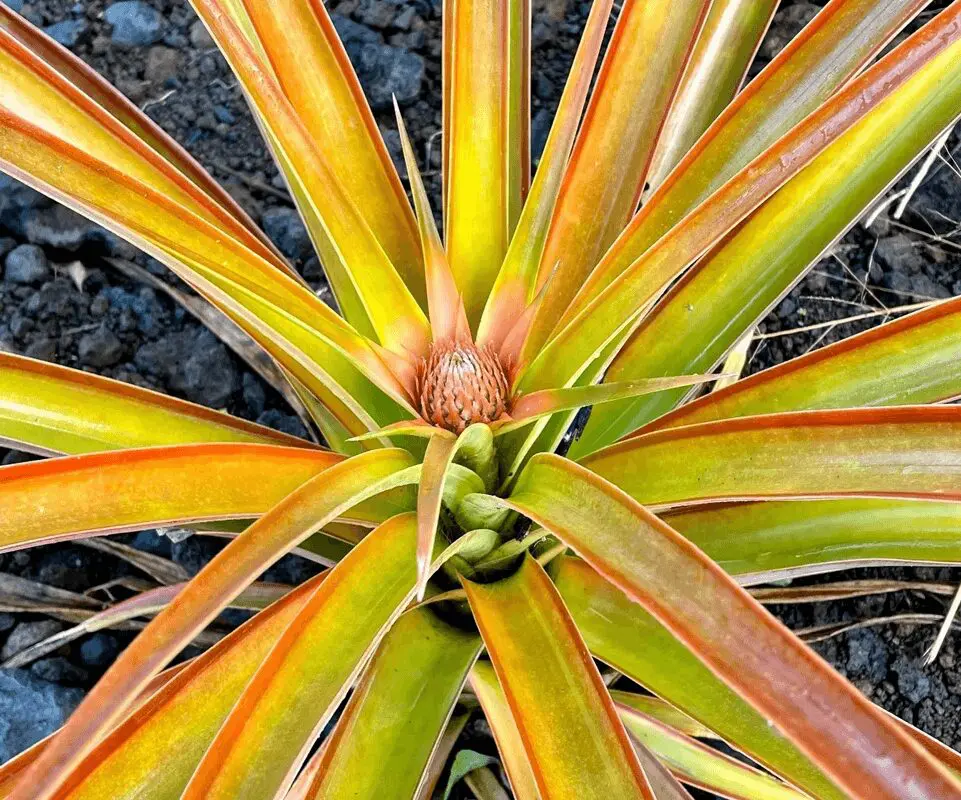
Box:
[416,433,460,600]
[393,99,468,344]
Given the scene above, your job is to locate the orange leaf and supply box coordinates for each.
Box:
[7,449,417,800]
[444,0,530,325]
[506,455,961,798]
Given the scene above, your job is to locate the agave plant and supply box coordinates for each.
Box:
[1,0,961,796]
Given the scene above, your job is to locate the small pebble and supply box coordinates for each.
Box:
[104,1,164,48]
[4,244,49,285]
[79,633,120,668]
[44,19,87,48]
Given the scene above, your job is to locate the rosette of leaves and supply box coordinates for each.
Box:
[1,0,961,798]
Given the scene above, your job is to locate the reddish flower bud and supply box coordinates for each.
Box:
[419,340,510,433]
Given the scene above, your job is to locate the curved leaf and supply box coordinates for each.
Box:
[181,513,421,798]
[644,0,779,191]
[563,558,961,792]
[0,353,304,455]
[470,661,542,800]
[192,0,430,356]
[617,701,809,800]
[0,51,412,433]
[463,557,652,799]
[607,693,713,739]
[8,449,418,800]
[575,84,961,454]
[0,10,294,277]
[522,0,712,353]
[642,297,961,434]
[0,444,346,552]
[0,4,283,264]
[506,455,961,798]
[564,0,930,322]
[663,498,961,582]
[553,556,844,800]
[417,433,460,599]
[581,407,961,508]
[43,574,324,799]
[504,375,717,433]
[182,513,475,799]
[517,4,961,395]
[202,0,381,338]
[237,0,424,298]
[0,17,299,293]
[302,608,481,799]
[0,3,427,444]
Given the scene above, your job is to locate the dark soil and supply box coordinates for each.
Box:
[0,0,960,795]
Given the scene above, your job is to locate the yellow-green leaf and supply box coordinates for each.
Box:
[581,407,961,508]
[0,444,346,552]
[193,0,430,356]
[0,353,304,455]
[444,0,529,326]
[644,298,961,433]
[463,557,652,799]
[8,449,418,800]
[644,0,779,191]
[518,5,961,396]
[617,700,810,800]
[302,608,481,799]
[42,574,325,799]
[521,0,711,354]
[663,498,961,582]
[553,556,844,800]
[470,661,541,800]
[565,0,930,322]
[507,456,960,798]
